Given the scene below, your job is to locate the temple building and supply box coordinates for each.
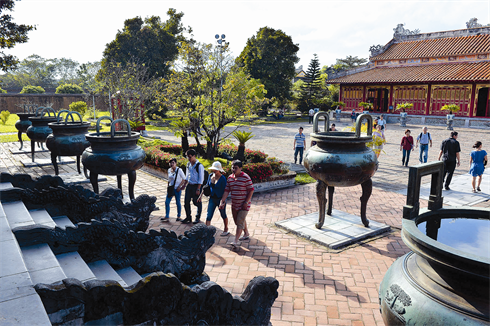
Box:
[328,24,490,118]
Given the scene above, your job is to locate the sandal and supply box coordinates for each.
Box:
[477,187,481,192]
[239,235,250,241]
[472,189,477,193]
[160,217,170,221]
[230,241,241,248]
[221,231,230,236]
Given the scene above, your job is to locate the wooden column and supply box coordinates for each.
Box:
[425,84,431,115]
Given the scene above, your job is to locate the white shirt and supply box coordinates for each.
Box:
[168,167,185,187]
[377,119,386,127]
[309,109,314,116]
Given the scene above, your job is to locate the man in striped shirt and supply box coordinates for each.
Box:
[294,127,306,164]
[219,160,254,249]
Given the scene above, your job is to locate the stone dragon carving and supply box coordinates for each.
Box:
[35,274,279,325]
[0,173,156,232]
[369,44,384,57]
[13,220,216,285]
[393,24,420,39]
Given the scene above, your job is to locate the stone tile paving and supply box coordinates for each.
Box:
[1,118,489,326]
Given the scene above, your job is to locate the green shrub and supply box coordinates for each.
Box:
[20,86,45,94]
[0,87,6,93]
[69,101,88,115]
[223,162,273,183]
[0,110,10,125]
[55,84,84,94]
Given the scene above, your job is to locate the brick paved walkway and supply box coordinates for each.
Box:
[1,118,489,325]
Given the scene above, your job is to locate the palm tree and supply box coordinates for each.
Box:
[232,130,254,162]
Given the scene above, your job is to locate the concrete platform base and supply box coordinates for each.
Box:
[57,173,107,186]
[21,157,75,168]
[10,146,49,155]
[275,209,391,249]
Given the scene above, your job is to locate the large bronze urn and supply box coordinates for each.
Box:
[46,110,90,175]
[26,107,58,162]
[82,117,145,200]
[304,113,378,228]
[379,162,489,325]
[14,104,37,150]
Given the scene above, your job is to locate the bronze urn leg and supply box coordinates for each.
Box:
[360,179,372,227]
[327,186,335,216]
[76,156,81,174]
[18,131,23,150]
[90,172,99,194]
[128,170,137,200]
[31,141,35,162]
[315,181,327,229]
[51,153,59,175]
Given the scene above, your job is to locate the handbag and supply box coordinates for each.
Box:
[203,184,211,196]
[167,184,175,197]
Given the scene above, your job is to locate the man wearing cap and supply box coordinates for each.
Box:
[219,160,254,249]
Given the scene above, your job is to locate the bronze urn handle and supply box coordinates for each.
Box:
[37,107,56,118]
[355,114,374,138]
[313,112,330,133]
[110,119,131,138]
[95,116,113,134]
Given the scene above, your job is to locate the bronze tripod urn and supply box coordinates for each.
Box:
[304,112,378,228]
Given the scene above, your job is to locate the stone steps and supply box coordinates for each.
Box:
[0,181,144,324]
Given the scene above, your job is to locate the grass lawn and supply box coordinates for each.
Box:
[295,172,316,184]
[0,133,29,143]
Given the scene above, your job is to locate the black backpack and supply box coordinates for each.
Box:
[188,161,209,191]
[418,132,430,141]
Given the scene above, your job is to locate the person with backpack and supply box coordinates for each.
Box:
[415,126,432,163]
[400,129,414,167]
[181,149,205,224]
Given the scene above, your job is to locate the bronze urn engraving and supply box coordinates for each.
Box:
[304,112,378,228]
[46,110,90,175]
[82,117,145,200]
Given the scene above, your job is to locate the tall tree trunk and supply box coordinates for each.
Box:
[181,131,189,156]
[205,140,215,160]
[234,144,246,162]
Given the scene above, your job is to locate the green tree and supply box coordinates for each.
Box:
[297,54,323,112]
[76,61,102,93]
[52,58,79,84]
[0,54,57,88]
[20,85,45,93]
[160,42,268,159]
[99,9,189,80]
[69,101,88,115]
[236,26,299,105]
[0,87,6,93]
[0,0,36,72]
[55,83,84,94]
[333,55,367,70]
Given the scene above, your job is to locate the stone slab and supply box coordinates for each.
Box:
[0,293,52,325]
[21,156,76,168]
[275,209,391,250]
[57,173,107,186]
[396,170,490,206]
[9,145,49,155]
[56,251,96,282]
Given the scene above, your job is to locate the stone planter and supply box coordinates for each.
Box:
[141,163,296,193]
[399,112,408,127]
[446,114,455,130]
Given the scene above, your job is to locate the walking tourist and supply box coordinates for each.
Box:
[199,161,229,234]
[219,160,254,249]
[438,131,461,191]
[162,158,186,222]
[329,124,337,131]
[468,141,487,193]
[400,129,414,167]
[181,149,204,224]
[415,126,433,163]
[377,115,387,132]
[309,108,315,124]
[351,109,356,123]
[293,127,306,164]
[373,125,385,158]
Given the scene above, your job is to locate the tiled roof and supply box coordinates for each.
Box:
[371,34,490,61]
[329,61,490,84]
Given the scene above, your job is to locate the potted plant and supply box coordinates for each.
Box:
[395,102,413,127]
[332,101,345,122]
[232,130,255,162]
[440,104,460,130]
[358,102,373,113]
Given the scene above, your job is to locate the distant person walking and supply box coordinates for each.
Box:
[377,115,386,132]
[372,125,385,158]
[416,126,432,163]
[293,127,306,164]
[219,160,254,249]
[400,129,414,167]
[309,108,315,124]
[351,109,356,123]
[438,131,461,191]
[468,141,487,193]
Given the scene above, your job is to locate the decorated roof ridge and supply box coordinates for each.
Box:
[370,26,490,61]
[328,60,490,84]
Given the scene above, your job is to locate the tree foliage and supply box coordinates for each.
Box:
[55,83,84,94]
[236,26,299,105]
[20,85,45,93]
[99,9,189,80]
[332,55,367,70]
[0,0,36,72]
[160,42,268,159]
[297,54,324,112]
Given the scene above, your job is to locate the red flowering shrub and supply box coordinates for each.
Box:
[222,162,273,183]
[267,157,288,175]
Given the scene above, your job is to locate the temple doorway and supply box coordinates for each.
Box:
[476,88,489,117]
[367,88,389,112]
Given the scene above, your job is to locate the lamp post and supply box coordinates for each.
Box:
[215,34,228,95]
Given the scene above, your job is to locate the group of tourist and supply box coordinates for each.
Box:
[162,149,254,250]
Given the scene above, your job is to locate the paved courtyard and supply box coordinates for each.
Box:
[0,118,489,326]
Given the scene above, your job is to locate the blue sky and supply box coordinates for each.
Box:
[7,0,490,69]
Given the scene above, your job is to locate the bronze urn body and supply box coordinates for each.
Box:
[46,110,90,175]
[82,117,145,200]
[304,113,378,228]
[26,107,58,162]
[14,104,37,150]
[379,162,489,325]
